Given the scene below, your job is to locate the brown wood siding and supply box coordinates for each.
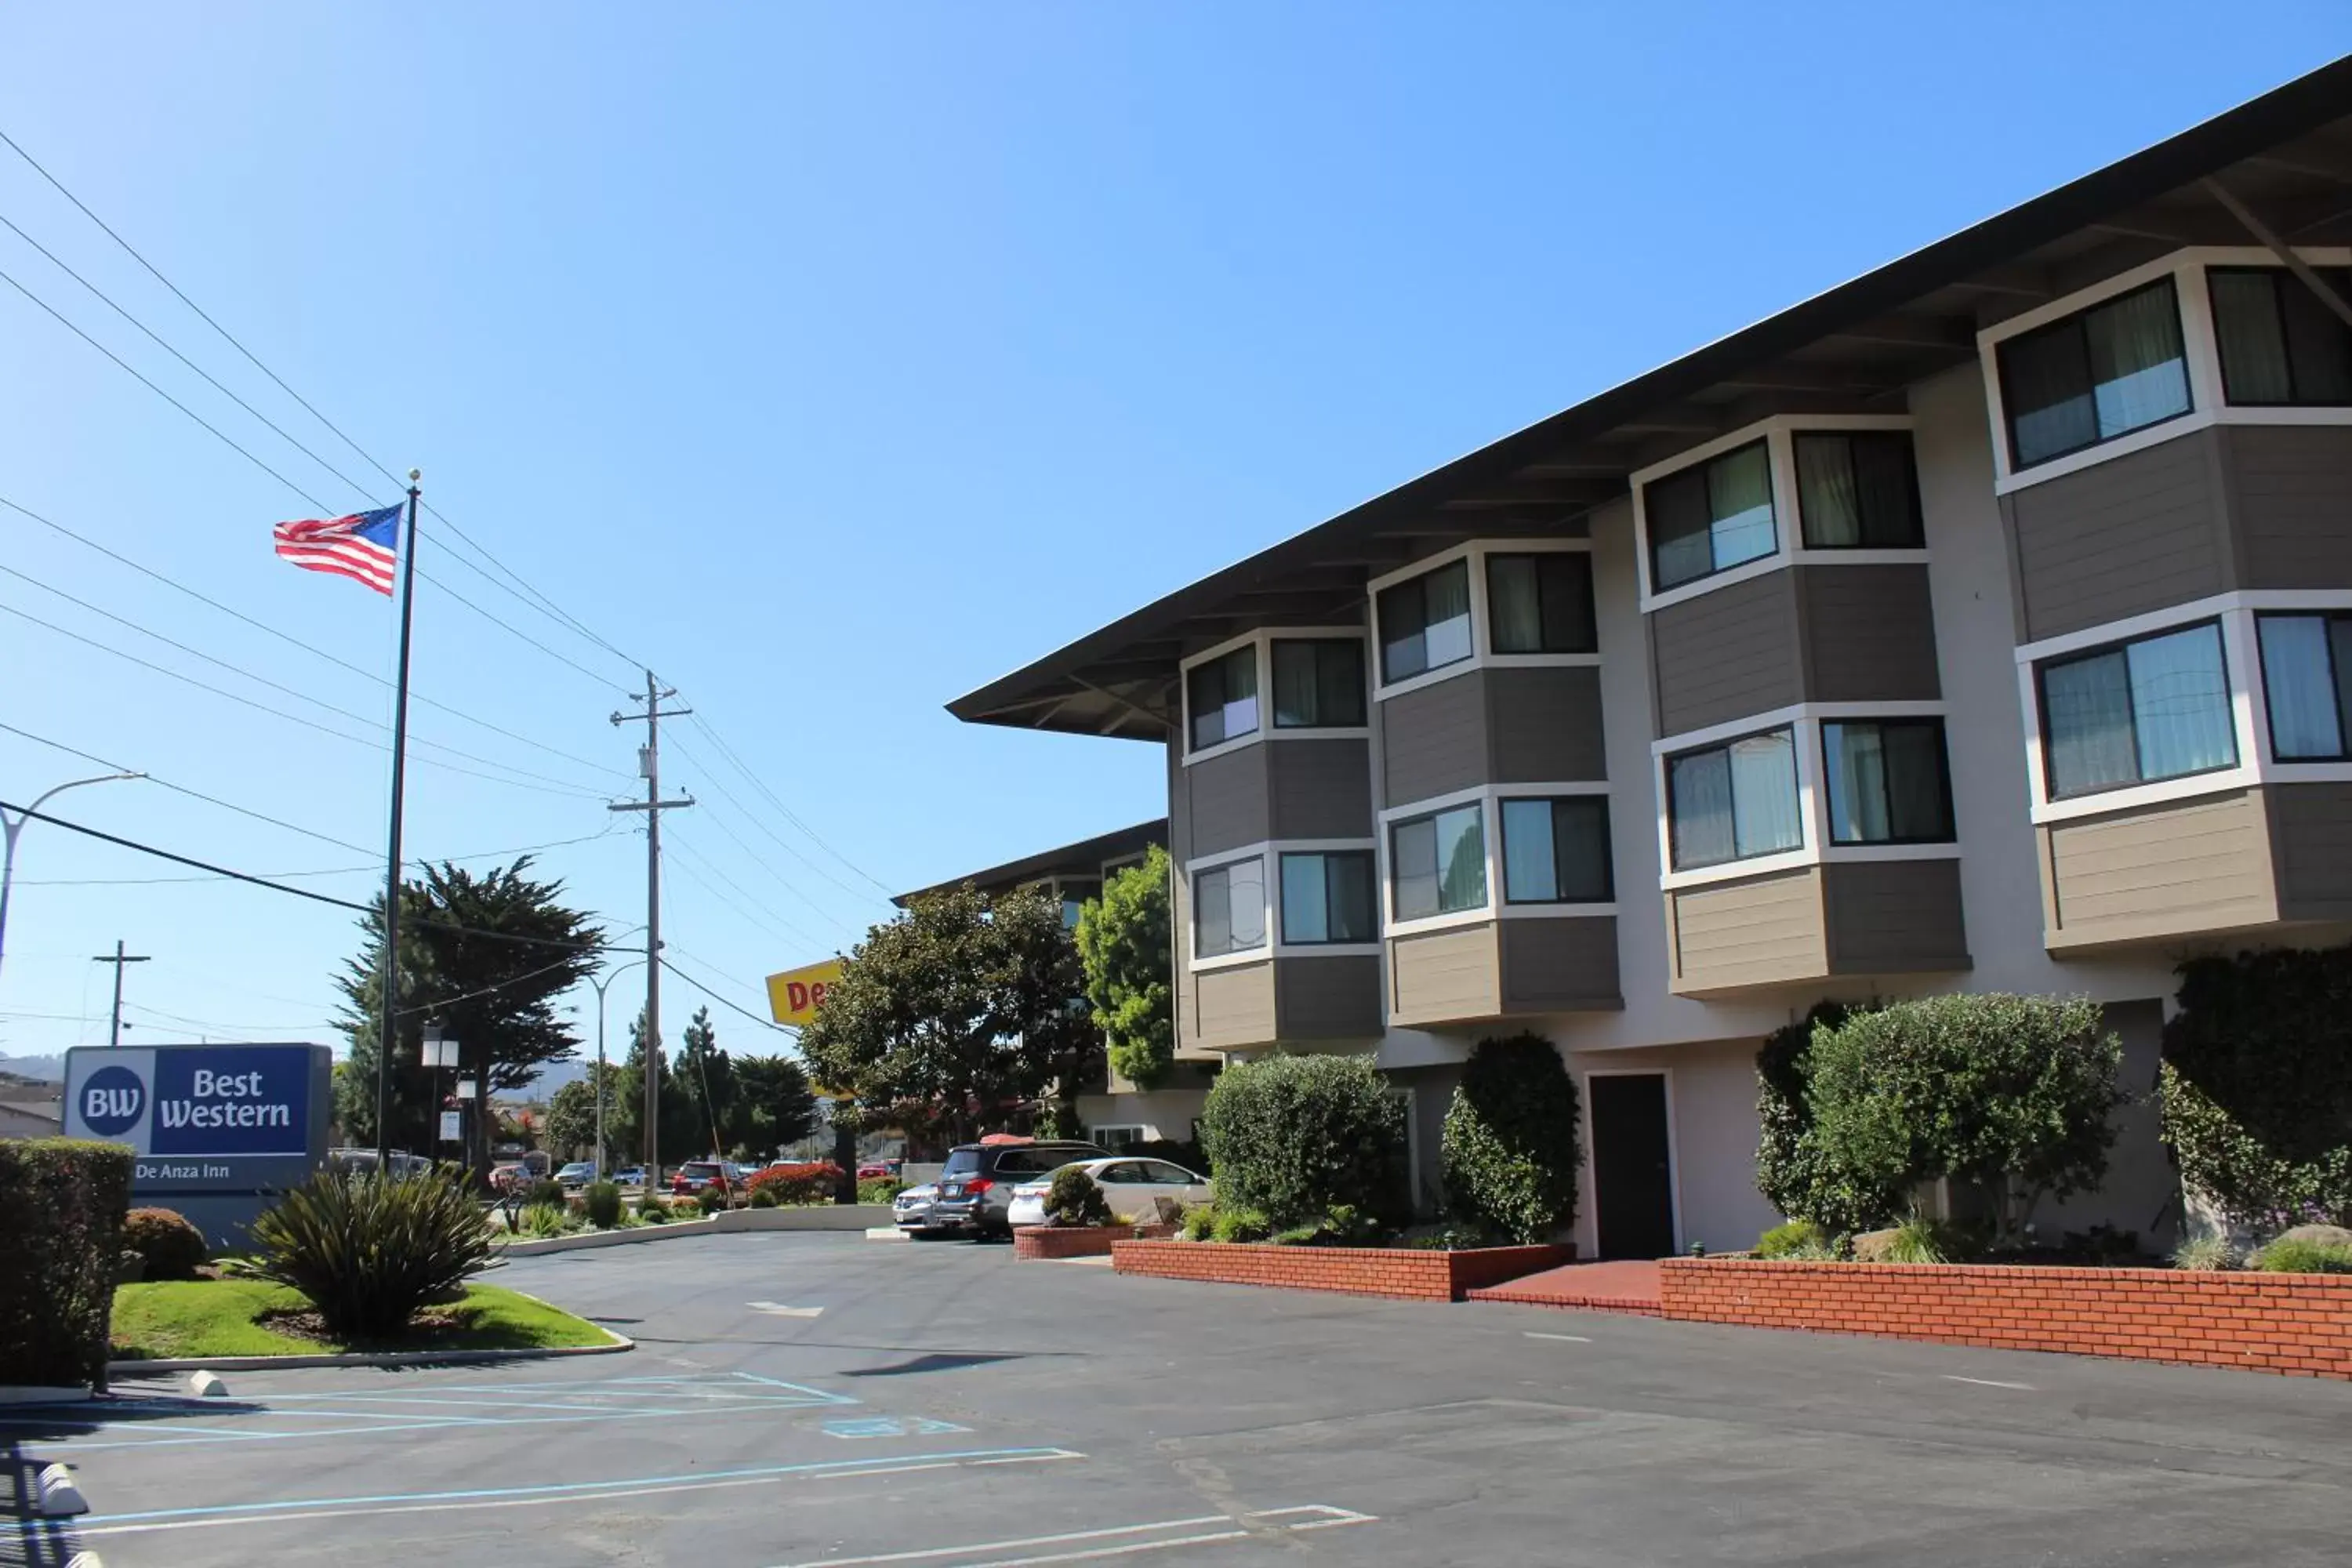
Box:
[1184,744,1269,858]
[2227,426,2352,588]
[1192,960,1278,1051]
[1797,565,1942,702]
[2042,789,2279,949]
[1667,867,1827,994]
[1388,924,1501,1025]
[1274,954,1385,1040]
[1381,672,1488,808]
[1649,572,1801,736]
[2267,782,2352,921]
[2005,430,2229,643]
[1497,917,1621,1011]
[1267,739,1374,840]
[1820,859,1970,975]
[1486,666,1608,782]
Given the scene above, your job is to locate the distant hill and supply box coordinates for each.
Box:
[0,1053,64,1082]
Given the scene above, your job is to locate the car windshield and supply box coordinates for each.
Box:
[942,1149,982,1176]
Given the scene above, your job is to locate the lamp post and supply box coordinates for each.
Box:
[588,955,647,1181]
[420,1019,460,1167]
[0,771,143,988]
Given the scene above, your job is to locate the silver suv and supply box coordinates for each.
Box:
[924,1141,1106,1239]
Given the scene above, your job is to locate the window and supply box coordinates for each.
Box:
[1186,646,1258,752]
[1644,441,1777,591]
[1278,851,1376,945]
[1058,878,1100,931]
[1377,560,1473,683]
[1486,553,1596,653]
[1095,1160,1151,1185]
[2257,613,2352,760]
[1272,639,1367,728]
[2209,267,2352,407]
[1192,858,1266,957]
[1391,804,1486,920]
[2038,621,2236,799]
[1499,797,1613,903]
[1093,1126,1144,1153]
[1142,1160,1203,1184]
[1667,728,1802,869]
[1998,278,2191,469]
[1793,433,1923,548]
[1821,720,1955,844]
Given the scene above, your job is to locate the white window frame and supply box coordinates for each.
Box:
[1376,782,1617,936]
[1631,414,1926,614]
[1650,702,1957,891]
[1184,844,1273,971]
[1368,539,1600,703]
[1179,626,1370,767]
[2015,590,2352,825]
[1184,839,1382,969]
[1977,245,2352,496]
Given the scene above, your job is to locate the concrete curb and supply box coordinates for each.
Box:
[496,1218,720,1255]
[496,1205,895,1255]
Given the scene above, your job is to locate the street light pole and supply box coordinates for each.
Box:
[0,771,143,988]
[588,956,647,1181]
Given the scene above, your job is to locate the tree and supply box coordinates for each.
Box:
[612,1010,699,1170]
[800,884,1091,1145]
[1752,1000,1891,1234]
[1076,848,1174,1090]
[673,1005,738,1160]
[1199,1053,1407,1229]
[1805,993,2125,1246]
[734,1054,818,1159]
[333,858,604,1172]
[1442,1034,1581,1243]
[546,1062,632,1163]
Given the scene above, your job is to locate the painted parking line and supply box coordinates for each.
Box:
[75,1446,1084,1537]
[770,1505,1378,1567]
[1944,1374,2036,1391]
[1523,1331,1593,1344]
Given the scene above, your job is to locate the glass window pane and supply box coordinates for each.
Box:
[1541,554,1596,651]
[1196,867,1232,956]
[2125,622,2235,782]
[1668,748,1735,869]
[2003,320,2097,467]
[2044,650,2137,797]
[2085,280,2190,439]
[1279,854,1328,945]
[1188,648,1257,751]
[1487,556,1543,655]
[1422,561,1473,670]
[2332,620,2352,756]
[2281,270,2352,405]
[1392,818,1439,921]
[2258,615,2343,760]
[1850,433,1923,546]
[1647,467,1715,590]
[1327,852,1375,941]
[1377,578,1427,684]
[1316,642,1366,725]
[1728,729,1802,856]
[1226,858,1265,949]
[1272,642,1317,728]
[1552,798,1612,900]
[1823,721,1890,844]
[1795,434,1861,548]
[1434,805,1486,913]
[2212,270,2296,405]
[1880,723,1954,840]
[1708,443,1777,571]
[1501,798,1558,902]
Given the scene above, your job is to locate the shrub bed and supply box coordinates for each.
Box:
[746,1161,843,1206]
[123,1207,210,1281]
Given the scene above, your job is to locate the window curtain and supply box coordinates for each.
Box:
[2281,271,2352,403]
[1851,434,1921,547]
[1728,730,1802,856]
[1392,818,1439,920]
[2212,270,2296,404]
[1378,579,1426,684]
[2260,616,2344,759]
[1554,799,1611,900]
[1316,643,1365,726]
[1796,436,1861,547]
[1327,852,1374,941]
[1669,749,1735,868]
[1435,805,1486,912]
[1272,643,1316,728]
[1823,723,1889,842]
[1501,798,1556,900]
[1220,649,1258,741]
[2044,650,2137,797]
[1881,723,1951,839]
[2087,281,2189,437]
[1488,557,1543,654]
[2126,623,2234,781]
[1422,562,1473,667]
[1648,469,1715,589]
[2005,324,2096,466]
[1708,443,1777,570]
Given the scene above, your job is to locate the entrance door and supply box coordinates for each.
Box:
[1590,1073,1675,1259]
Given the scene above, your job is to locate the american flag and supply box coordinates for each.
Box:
[272,505,400,594]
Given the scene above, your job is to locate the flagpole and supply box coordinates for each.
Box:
[375,470,423,1174]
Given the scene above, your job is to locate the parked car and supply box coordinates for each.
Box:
[489,1162,532,1194]
[891,1182,940,1233]
[856,1158,902,1180]
[610,1165,647,1188]
[671,1160,749,1196]
[1007,1157,1213,1229]
[554,1160,597,1189]
[920,1140,1108,1239]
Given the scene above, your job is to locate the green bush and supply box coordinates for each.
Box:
[748,1186,779,1209]
[583,1180,622,1229]
[1440,1034,1581,1244]
[236,1169,495,1340]
[1756,1219,1833,1260]
[1806,994,2123,1247]
[1045,1167,1112,1227]
[1881,1214,1963,1265]
[1199,1053,1405,1229]
[2252,1238,2352,1274]
[2171,1232,2238,1272]
[525,1177,564,1208]
[122,1207,209,1281]
[1209,1205,1272,1243]
[520,1203,572,1238]
[1178,1203,1215,1241]
[858,1177,906,1205]
[1754,1001,1893,1234]
[0,1138,134,1388]
[695,1185,727,1215]
[641,1201,671,1225]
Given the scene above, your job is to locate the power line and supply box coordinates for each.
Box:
[659,956,793,1036]
[681,712,898,897]
[0,717,372,854]
[666,729,891,914]
[412,564,633,696]
[663,833,828,953]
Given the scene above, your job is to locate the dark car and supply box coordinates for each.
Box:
[670,1160,747,1196]
[923,1140,1108,1240]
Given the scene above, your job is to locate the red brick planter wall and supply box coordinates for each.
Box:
[1014,1225,1128,1260]
[1660,1258,2352,1380]
[1112,1240,1570,1301]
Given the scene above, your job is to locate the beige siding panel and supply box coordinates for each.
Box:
[1267,739,1374,840]
[2267,782,2352,921]
[2007,430,2227,642]
[2227,426,2352,587]
[1388,923,1501,1026]
[1497,916,1622,1011]
[1798,564,1942,702]
[1192,960,1277,1051]
[1275,953,1385,1039]
[2044,790,2279,948]
[1668,867,1827,994]
[1820,858,1970,975]
[1487,666,1608,782]
[1649,572,1801,736]
[1381,672,1488,807]
[1185,744,1269,857]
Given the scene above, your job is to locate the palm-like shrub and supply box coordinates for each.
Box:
[1044,1167,1112,1227]
[122,1207,209,1281]
[238,1169,495,1339]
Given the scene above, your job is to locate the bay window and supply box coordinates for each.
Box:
[1645,440,1777,591]
[1821,720,1954,844]
[1667,727,1802,870]
[1392,804,1486,920]
[1186,645,1258,752]
[1377,560,1473,684]
[1998,278,2190,469]
[1279,851,1377,944]
[2038,621,2235,798]
[2258,612,2352,760]
[1500,797,1612,903]
[1193,858,1266,958]
[1794,432,1923,548]
[2209,267,2352,407]
[1486,552,1596,653]
[1272,639,1367,728]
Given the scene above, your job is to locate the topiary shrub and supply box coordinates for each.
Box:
[1753,1001,1894,1234]
[1199,1053,1406,1229]
[0,1138,135,1388]
[1044,1167,1112,1228]
[122,1207,209,1282]
[235,1169,494,1341]
[1440,1034,1581,1244]
[583,1180,622,1229]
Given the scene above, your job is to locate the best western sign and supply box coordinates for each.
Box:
[64,1044,331,1193]
[766,959,844,1028]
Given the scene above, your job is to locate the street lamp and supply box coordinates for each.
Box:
[0,771,144,988]
[588,954,648,1181]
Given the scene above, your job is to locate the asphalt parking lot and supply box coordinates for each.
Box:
[13,1232,2352,1566]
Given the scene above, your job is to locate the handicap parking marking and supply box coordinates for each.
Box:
[765,1504,1379,1566]
[820,1416,972,1439]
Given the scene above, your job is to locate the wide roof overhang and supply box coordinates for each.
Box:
[891,817,1168,908]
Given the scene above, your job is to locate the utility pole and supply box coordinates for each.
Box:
[92,939,150,1048]
[610,672,691,1203]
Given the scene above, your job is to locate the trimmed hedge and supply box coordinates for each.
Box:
[0,1138,135,1388]
[123,1207,209,1281]
[747,1161,841,1205]
[1441,1034,1581,1244]
[1198,1054,1405,1229]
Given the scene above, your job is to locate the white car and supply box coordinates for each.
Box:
[1006,1157,1212,1229]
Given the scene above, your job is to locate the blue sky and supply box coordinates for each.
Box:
[0,6,2343,1075]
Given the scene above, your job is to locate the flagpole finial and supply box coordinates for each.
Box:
[408,467,421,485]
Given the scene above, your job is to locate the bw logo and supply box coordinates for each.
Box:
[81,1065,146,1137]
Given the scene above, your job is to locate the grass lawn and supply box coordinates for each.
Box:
[111,1279,617,1361]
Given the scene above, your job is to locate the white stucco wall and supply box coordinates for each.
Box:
[1076,1088,1208,1144]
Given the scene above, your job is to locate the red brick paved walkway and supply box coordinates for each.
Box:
[1467,1259,1664,1315]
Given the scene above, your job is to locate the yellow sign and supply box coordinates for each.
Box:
[766,959,845,1028]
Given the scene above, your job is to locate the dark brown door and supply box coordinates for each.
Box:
[1591,1073,1675,1259]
